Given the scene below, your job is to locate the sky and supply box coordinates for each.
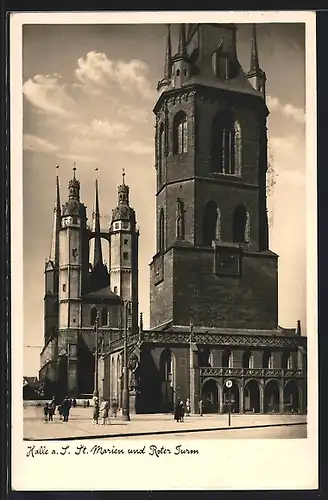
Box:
[22,22,306,376]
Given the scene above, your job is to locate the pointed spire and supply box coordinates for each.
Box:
[49,165,61,264]
[164,24,172,79]
[93,167,103,267]
[177,23,187,58]
[122,168,125,185]
[250,23,259,73]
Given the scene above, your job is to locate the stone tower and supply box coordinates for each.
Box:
[150,23,278,330]
[109,171,139,333]
[58,167,87,329]
[44,166,61,343]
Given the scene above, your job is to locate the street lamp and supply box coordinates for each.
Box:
[122,300,132,421]
[93,310,100,398]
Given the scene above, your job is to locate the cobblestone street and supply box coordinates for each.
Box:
[24,406,307,440]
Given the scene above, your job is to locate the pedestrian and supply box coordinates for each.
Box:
[100,398,109,425]
[72,398,77,408]
[48,397,56,421]
[93,397,99,424]
[43,403,49,422]
[179,401,185,422]
[111,399,118,418]
[61,396,71,422]
[86,400,90,407]
[185,398,191,416]
[199,399,203,417]
[57,404,63,420]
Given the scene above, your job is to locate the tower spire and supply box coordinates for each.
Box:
[49,165,61,265]
[93,167,103,267]
[250,23,259,73]
[177,23,187,58]
[164,24,172,79]
[246,23,266,98]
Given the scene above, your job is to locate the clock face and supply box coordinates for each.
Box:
[214,248,240,277]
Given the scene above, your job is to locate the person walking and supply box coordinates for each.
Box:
[43,403,49,422]
[179,400,185,422]
[185,398,191,416]
[199,399,203,417]
[72,398,77,408]
[111,399,118,418]
[48,397,56,421]
[61,396,71,422]
[93,397,100,424]
[100,399,109,425]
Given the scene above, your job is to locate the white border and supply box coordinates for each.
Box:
[11,11,318,491]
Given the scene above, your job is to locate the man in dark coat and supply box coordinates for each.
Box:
[61,396,71,422]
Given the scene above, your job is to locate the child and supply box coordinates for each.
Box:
[100,399,109,425]
[57,404,63,421]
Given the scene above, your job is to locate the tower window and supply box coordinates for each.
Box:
[158,122,165,184]
[158,208,165,252]
[173,111,188,155]
[90,306,97,326]
[212,47,234,80]
[123,251,129,260]
[203,201,218,247]
[101,308,108,326]
[233,205,250,243]
[62,284,66,292]
[176,69,180,77]
[122,222,129,229]
[124,238,128,245]
[114,286,118,294]
[72,248,78,259]
[72,217,78,225]
[211,111,242,175]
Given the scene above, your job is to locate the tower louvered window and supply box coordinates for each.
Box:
[211,111,242,175]
[173,111,188,154]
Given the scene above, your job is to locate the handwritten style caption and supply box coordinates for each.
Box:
[26,444,200,458]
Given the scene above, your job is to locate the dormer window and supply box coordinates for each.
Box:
[212,47,234,80]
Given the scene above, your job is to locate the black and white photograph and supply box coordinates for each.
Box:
[11,11,317,491]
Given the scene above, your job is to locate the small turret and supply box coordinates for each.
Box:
[171,23,192,89]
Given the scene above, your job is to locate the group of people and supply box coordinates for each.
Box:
[92,397,119,425]
[44,396,76,423]
[174,398,204,421]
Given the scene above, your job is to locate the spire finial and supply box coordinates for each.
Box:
[250,23,259,72]
[95,167,98,179]
[164,24,172,79]
[73,163,76,179]
[122,168,125,185]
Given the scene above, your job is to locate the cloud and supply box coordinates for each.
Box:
[267,95,305,124]
[69,118,130,140]
[23,73,75,117]
[115,140,153,155]
[75,51,154,100]
[23,134,59,154]
[269,134,305,185]
[117,105,150,123]
[56,152,100,164]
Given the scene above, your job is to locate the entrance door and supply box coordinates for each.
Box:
[202,379,218,413]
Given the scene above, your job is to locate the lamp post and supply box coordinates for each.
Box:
[93,311,100,398]
[122,300,132,421]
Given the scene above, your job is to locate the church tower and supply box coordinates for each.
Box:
[150,23,278,330]
[109,171,139,333]
[58,167,88,329]
[44,166,61,343]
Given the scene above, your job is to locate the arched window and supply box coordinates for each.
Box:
[282,351,293,370]
[160,349,174,386]
[101,308,107,326]
[158,208,165,252]
[90,306,97,326]
[211,111,241,175]
[243,350,254,369]
[176,198,185,240]
[203,201,218,246]
[263,351,273,369]
[173,111,188,155]
[222,349,233,368]
[233,205,249,243]
[158,122,165,184]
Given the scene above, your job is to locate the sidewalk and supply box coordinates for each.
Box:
[23,407,307,441]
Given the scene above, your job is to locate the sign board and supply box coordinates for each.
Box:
[225,379,232,389]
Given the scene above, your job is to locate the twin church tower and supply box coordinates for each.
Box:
[40,23,306,414]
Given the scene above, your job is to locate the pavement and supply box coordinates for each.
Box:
[24,406,307,441]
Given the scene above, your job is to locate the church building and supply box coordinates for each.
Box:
[40,22,307,415]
